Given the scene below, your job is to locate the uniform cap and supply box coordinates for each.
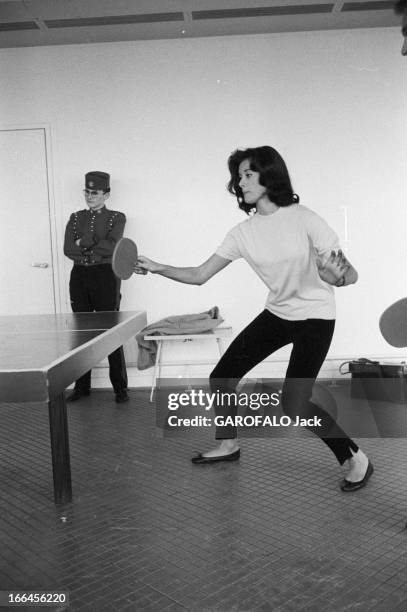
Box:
[85,171,110,191]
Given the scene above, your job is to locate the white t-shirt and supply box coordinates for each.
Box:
[216,204,339,321]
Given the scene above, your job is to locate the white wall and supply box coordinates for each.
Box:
[1,27,407,383]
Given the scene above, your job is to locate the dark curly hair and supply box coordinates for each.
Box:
[394,0,407,14]
[227,146,299,215]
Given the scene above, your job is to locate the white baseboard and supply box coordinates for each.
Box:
[83,334,407,389]
[89,353,407,388]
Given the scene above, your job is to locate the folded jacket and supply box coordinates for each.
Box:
[136,306,224,370]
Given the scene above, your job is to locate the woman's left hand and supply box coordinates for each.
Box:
[318,250,349,285]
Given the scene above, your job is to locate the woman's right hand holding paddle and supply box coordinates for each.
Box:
[134,256,160,275]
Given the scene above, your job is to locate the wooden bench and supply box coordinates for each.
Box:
[144,327,232,401]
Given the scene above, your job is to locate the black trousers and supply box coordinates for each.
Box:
[210,310,358,465]
[69,264,128,393]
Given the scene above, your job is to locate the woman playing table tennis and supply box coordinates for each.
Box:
[134,145,373,492]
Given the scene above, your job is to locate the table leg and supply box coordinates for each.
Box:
[150,340,163,402]
[48,393,72,504]
[216,336,225,357]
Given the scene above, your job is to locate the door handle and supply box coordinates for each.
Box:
[31,262,49,268]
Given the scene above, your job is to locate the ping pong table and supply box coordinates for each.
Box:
[0,310,147,505]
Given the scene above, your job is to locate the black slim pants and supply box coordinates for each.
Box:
[210,310,358,465]
[69,264,128,393]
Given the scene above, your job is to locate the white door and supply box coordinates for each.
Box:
[0,128,56,315]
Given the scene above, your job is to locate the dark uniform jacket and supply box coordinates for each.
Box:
[64,207,126,266]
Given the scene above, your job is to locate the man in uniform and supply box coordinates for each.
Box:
[64,171,129,403]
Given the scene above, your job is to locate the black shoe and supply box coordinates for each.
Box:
[191,449,240,464]
[115,390,129,403]
[66,389,90,402]
[341,461,374,492]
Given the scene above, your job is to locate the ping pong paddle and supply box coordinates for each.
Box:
[379,297,407,347]
[112,237,138,280]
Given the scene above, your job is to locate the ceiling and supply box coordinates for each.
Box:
[0,0,399,49]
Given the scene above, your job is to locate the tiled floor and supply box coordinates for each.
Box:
[0,386,407,611]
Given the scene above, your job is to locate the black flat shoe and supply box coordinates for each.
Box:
[66,389,90,402]
[115,390,129,403]
[341,461,374,492]
[191,449,240,464]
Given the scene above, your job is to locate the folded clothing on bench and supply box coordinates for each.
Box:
[136,306,224,370]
